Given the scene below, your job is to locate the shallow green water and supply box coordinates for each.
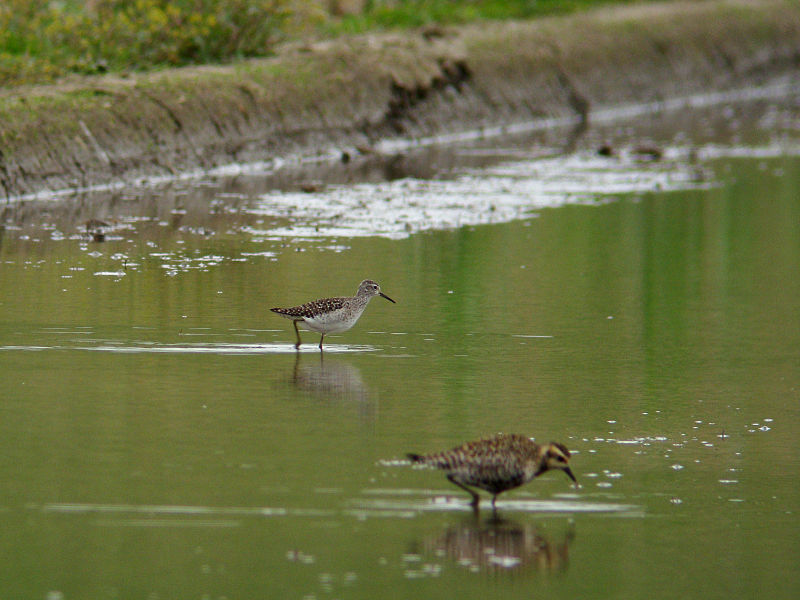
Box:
[2,126,799,597]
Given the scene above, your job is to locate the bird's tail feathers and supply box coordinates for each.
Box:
[407,452,454,470]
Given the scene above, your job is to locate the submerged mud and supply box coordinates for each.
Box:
[1,0,799,200]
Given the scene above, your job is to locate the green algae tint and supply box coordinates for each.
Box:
[0,155,798,599]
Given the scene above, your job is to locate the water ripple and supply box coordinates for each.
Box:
[355,491,641,516]
[35,496,642,524]
[0,342,382,354]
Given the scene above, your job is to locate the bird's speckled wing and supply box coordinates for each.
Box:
[411,434,532,479]
[411,436,526,494]
[271,297,347,319]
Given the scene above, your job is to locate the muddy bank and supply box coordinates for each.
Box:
[1,0,798,200]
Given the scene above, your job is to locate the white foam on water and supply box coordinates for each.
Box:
[245,145,722,240]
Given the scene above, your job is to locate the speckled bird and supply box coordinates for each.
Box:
[271,279,395,350]
[408,433,577,511]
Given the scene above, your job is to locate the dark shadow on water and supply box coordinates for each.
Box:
[410,514,574,575]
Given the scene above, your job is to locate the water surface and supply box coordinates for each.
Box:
[1,91,799,600]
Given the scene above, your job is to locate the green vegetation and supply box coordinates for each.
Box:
[1,0,650,87]
[0,0,317,85]
[327,0,647,33]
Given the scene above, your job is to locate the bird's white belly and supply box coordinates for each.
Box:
[302,310,360,334]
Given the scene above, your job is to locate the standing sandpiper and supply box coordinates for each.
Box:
[271,279,396,350]
[408,433,577,512]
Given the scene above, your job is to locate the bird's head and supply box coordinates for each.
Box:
[359,280,396,303]
[539,441,577,486]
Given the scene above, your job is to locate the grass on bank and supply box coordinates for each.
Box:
[1,0,653,87]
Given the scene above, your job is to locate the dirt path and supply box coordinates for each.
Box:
[1,0,798,200]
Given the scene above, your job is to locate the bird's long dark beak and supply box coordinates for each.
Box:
[564,467,577,485]
[380,292,396,303]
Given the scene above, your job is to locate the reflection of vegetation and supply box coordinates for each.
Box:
[416,515,574,574]
[1,0,651,86]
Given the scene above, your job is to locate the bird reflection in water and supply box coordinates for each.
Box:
[415,515,574,575]
[289,353,374,419]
